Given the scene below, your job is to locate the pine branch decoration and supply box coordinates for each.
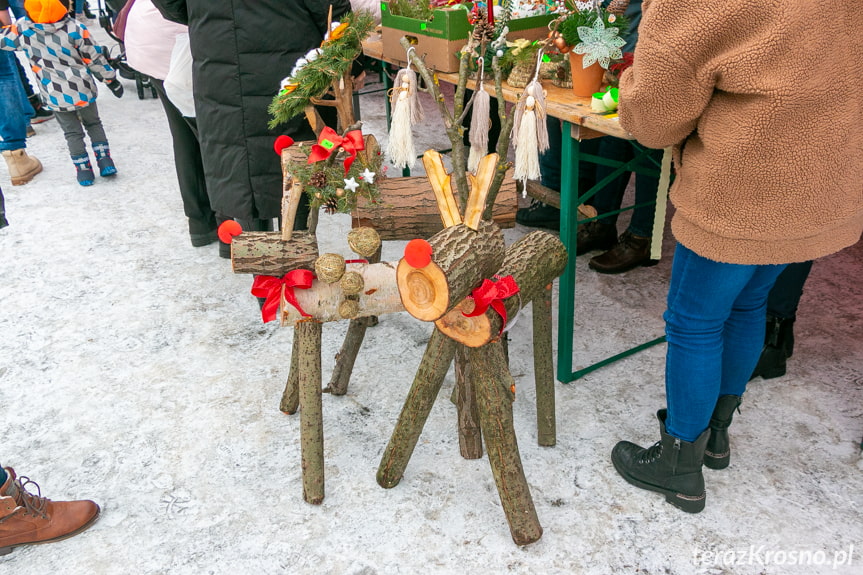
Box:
[268,11,376,129]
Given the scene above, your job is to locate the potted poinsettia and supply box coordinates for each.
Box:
[555,0,629,96]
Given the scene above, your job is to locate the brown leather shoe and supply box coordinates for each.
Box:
[589,230,659,274]
[575,220,617,256]
[0,467,100,556]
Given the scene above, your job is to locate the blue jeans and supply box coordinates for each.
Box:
[8,0,27,19]
[664,243,786,441]
[0,51,33,152]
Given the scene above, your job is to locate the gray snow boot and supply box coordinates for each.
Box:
[704,395,742,470]
[612,410,710,513]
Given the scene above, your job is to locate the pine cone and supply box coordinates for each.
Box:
[608,0,630,15]
[472,18,495,43]
[308,170,328,188]
[323,196,340,214]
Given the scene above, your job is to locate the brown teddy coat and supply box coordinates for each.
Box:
[618,0,863,264]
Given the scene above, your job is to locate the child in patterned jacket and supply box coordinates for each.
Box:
[1,0,124,185]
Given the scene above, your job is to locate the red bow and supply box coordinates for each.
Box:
[251,269,315,323]
[463,275,520,335]
[307,127,365,174]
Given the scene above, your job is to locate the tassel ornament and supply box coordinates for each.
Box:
[512,51,550,188]
[387,64,423,170]
[467,59,491,173]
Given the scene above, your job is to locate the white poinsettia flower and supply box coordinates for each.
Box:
[573,18,626,69]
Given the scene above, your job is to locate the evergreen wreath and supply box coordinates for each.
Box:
[268,11,376,129]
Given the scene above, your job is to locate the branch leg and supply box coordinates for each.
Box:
[377,327,457,488]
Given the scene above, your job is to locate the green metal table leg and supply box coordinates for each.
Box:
[556,126,669,383]
[556,121,578,382]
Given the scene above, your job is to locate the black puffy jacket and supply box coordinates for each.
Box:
[151,0,351,221]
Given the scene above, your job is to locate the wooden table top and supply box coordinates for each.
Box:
[363,36,632,140]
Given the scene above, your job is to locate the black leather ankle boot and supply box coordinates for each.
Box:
[751,315,795,380]
[704,395,742,470]
[612,410,710,513]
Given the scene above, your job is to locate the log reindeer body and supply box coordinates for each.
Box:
[280,260,405,326]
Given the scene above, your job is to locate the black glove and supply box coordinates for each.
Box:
[106,79,124,98]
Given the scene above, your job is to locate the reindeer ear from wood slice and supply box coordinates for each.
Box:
[464,153,499,230]
[358,134,380,166]
[281,177,305,241]
[422,149,462,228]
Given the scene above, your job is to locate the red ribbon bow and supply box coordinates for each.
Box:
[307,127,365,174]
[462,275,520,335]
[251,269,315,323]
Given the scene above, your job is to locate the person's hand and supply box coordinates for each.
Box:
[106,79,124,98]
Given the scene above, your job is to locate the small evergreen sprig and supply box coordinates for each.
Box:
[268,11,376,129]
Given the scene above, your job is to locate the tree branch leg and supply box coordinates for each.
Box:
[377,327,457,488]
[470,341,543,546]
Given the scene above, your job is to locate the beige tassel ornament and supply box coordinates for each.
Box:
[512,50,550,188]
[467,58,491,173]
[386,50,424,170]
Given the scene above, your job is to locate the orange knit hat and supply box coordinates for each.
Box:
[24,0,69,24]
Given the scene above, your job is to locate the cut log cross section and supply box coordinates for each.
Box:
[397,220,506,322]
[435,231,568,347]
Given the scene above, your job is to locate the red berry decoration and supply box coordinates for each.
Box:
[218,220,243,244]
[404,238,433,268]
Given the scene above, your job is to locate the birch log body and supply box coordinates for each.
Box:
[435,231,568,347]
[397,221,506,322]
[231,231,318,275]
[280,261,404,326]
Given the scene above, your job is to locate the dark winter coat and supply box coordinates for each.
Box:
[151,0,351,221]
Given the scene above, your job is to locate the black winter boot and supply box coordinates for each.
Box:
[704,395,742,470]
[612,410,710,513]
[750,315,795,380]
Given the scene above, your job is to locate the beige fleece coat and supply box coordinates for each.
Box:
[619,0,863,264]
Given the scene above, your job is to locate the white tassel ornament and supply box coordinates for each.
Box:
[511,52,550,189]
[467,60,491,173]
[387,67,423,170]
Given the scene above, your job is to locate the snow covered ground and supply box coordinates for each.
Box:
[1,15,862,575]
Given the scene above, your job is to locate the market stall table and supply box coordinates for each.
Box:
[364,36,672,383]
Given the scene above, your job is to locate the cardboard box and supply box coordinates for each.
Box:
[380,3,554,73]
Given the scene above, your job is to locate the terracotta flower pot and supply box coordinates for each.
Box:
[569,52,605,98]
